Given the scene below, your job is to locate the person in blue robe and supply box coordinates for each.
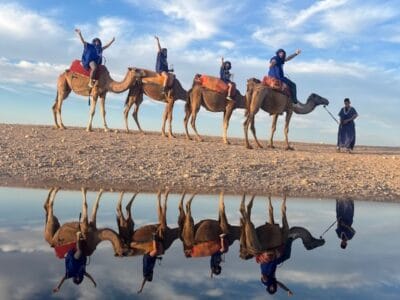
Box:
[337,98,358,153]
[336,199,356,249]
[75,29,115,87]
[268,48,301,103]
[53,232,96,293]
[154,36,173,95]
[210,233,229,277]
[220,57,235,101]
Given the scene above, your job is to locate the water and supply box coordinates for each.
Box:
[0,187,399,300]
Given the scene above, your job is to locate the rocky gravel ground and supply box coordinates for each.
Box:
[0,124,399,201]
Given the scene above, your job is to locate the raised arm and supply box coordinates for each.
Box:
[84,272,97,287]
[102,37,115,50]
[75,29,86,45]
[277,280,293,296]
[52,275,66,293]
[154,36,162,52]
[221,56,224,66]
[285,49,301,62]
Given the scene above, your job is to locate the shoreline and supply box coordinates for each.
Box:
[1,123,399,202]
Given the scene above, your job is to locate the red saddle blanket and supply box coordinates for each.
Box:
[69,60,106,78]
[199,75,228,94]
[262,76,291,97]
[54,242,76,259]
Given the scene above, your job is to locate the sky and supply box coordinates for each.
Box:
[0,0,399,146]
[0,187,400,299]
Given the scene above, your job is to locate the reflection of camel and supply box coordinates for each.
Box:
[116,191,180,255]
[44,188,125,256]
[183,83,247,144]
[239,195,324,259]
[178,193,241,254]
[53,67,145,132]
[123,70,188,138]
[244,79,329,150]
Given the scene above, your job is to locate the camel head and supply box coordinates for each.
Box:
[307,93,329,106]
[128,67,146,79]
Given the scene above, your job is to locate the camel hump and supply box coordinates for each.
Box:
[194,220,221,242]
[262,76,291,98]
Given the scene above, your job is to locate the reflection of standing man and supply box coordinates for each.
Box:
[336,199,356,249]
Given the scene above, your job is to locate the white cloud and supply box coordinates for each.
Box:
[219,40,235,49]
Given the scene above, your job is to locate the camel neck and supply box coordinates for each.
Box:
[97,228,124,256]
[107,70,136,93]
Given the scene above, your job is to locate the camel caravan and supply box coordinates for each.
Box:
[45,189,324,294]
[52,31,329,149]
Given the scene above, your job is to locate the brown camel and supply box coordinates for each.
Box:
[116,190,180,255]
[184,83,247,144]
[123,69,188,138]
[239,194,324,260]
[52,66,145,132]
[44,187,125,257]
[244,78,329,150]
[178,192,241,255]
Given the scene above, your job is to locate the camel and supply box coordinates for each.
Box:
[44,187,126,257]
[123,69,188,138]
[178,192,241,256]
[184,83,247,144]
[239,194,324,260]
[52,66,145,132]
[116,190,180,255]
[244,78,329,150]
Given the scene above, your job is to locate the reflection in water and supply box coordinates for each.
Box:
[42,189,327,296]
[1,187,399,299]
[336,199,356,249]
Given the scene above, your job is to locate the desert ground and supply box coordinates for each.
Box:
[0,123,399,201]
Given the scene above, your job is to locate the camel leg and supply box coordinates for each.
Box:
[161,104,168,138]
[132,98,144,134]
[161,190,169,228]
[268,114,278,148]
[268,196,275,225]
[178,192,186,234]
[99,95,109,132]
[240,194,262,257]
[183,194,196,247]
[184,105,192,140]
[243,114,252,149]
[223,106,234,145]
[167,99,176,139]
[284,111,294,150]
[218,192,229,234]
[250,117,263,149]
[86,95,98,132]
[44,188,61,244]
[90,188,103,226]
[53,80,71,129]
[190,106,203,142]
[52,96,60,129]
[80,188,89,238]
[116,191,124,220]
[126,193,137,223]
[281,194,289,240]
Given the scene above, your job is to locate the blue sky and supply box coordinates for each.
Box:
[0,0,399,146]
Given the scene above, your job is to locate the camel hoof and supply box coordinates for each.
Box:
[104,128,109,133]
[285,146,295,151]
[267,144,275,149]
[126,129,131,134]
[140,131,146,136]
[161,132,167,138]
[186,136,192,141]
[246,144,253,150]
[223,140,231,145]
[86,128,93,132]
[196,137,203,142]
[169,134,176,139]
[256,144,263,149]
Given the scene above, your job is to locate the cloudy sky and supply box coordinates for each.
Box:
[1,187,400,299]
[0,0,399,146]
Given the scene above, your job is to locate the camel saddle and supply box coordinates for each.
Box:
[141,70,175,88]
[68,59,106,79]
[190,240,221,257]
[198,75,228,94]
[54,242,76,259]
[262,76,291,98]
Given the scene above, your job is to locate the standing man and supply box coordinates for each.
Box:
[336,199,356,249]
[337,98,358,153]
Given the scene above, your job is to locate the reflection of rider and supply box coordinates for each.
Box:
[137,232,164,294]
[53,232,97,293]
[260,237,293,296]
[336,199,356,249]
[210,233,228,276]
[268,48,301,104]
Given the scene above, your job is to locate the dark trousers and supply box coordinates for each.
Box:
[283,77,297,103]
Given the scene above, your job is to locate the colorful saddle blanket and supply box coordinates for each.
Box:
[68,59,106,79]
[190,240,221,257]
[262,76,291,97]
[199,75,228,94]
[54,242,76,259]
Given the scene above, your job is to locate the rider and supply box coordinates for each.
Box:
[210,233,229,277]
[53,232,97,293]
[220,57,234,101]
[268,48,301,104]
[154,36,173,95]
[75,29,115,88]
